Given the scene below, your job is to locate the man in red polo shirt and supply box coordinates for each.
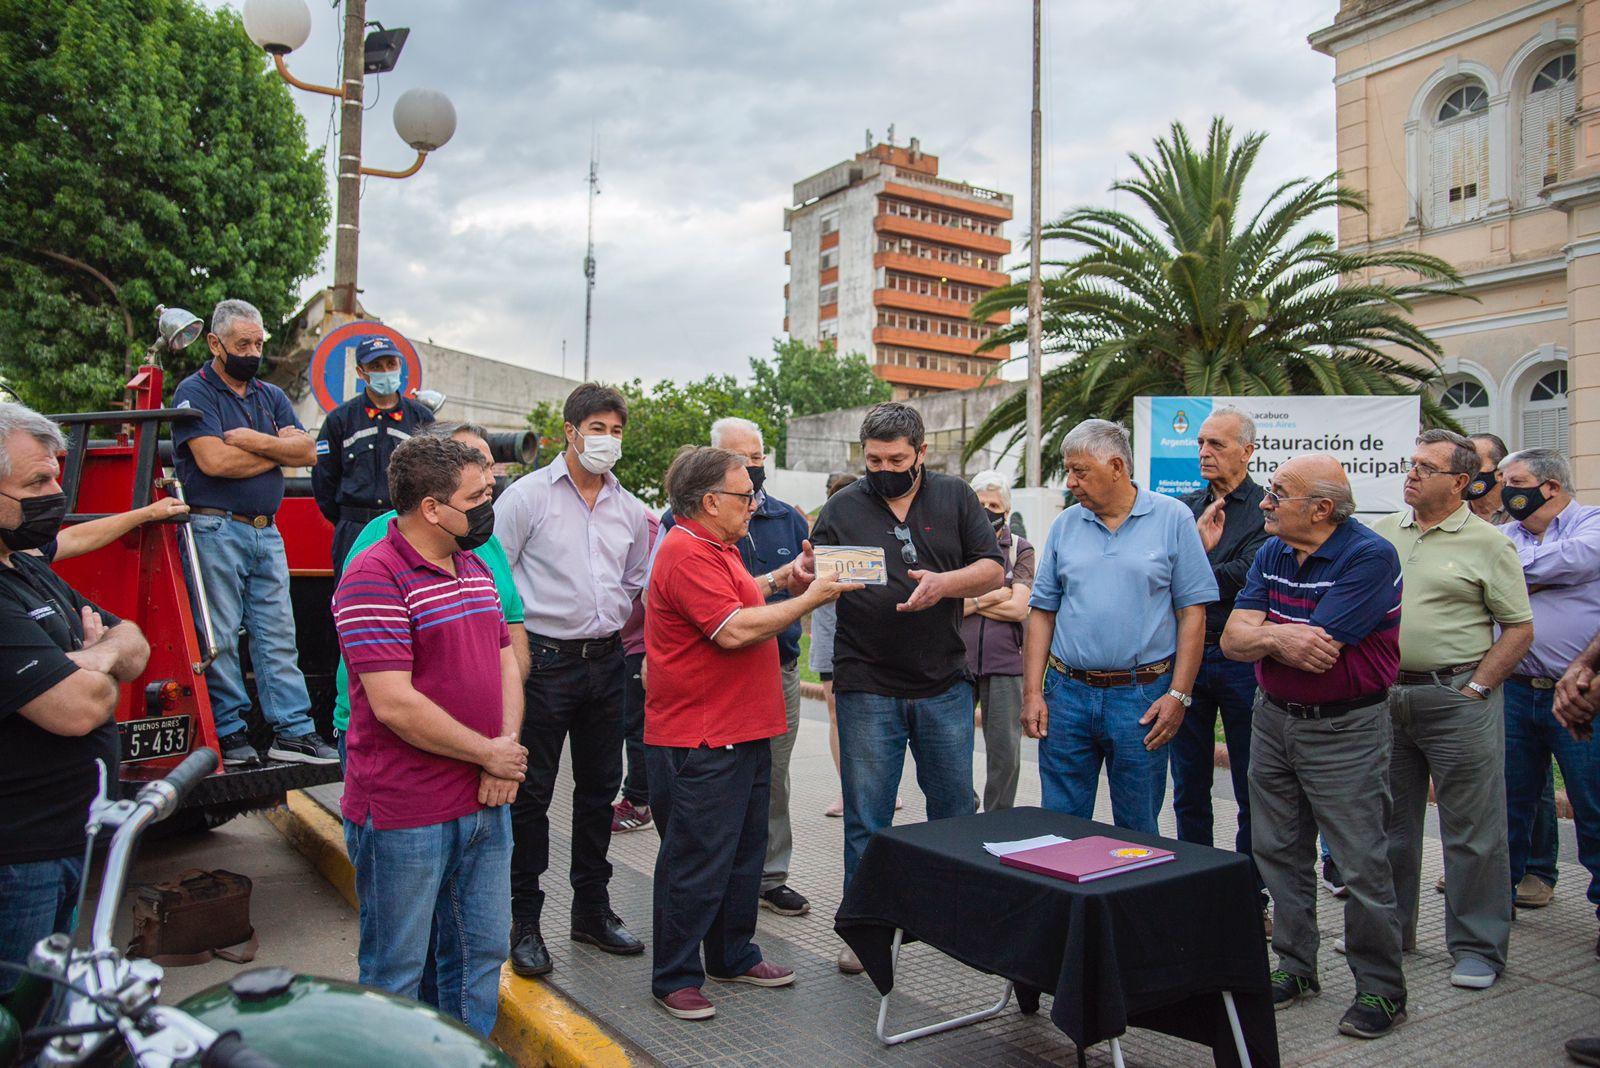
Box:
[334,435,529,1037]
[645,446,857,1020]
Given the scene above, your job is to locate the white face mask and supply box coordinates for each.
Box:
[577,433,622,474]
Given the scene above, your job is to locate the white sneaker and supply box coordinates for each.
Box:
[1450,957,1497,989]
[1333,937,1347,955]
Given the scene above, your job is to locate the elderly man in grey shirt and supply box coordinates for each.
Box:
[493,384,651,978]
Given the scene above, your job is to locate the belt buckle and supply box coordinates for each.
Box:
[1532,677,1556,691]
[251,515,270,529]
[1284,701,1313,719]
[581,639,606,659]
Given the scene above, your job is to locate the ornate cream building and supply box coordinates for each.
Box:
[1311,0,1598,496]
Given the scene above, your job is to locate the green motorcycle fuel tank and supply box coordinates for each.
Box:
[128,968,513,1067]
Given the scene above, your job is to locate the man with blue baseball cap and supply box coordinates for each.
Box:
[313,335,435,576]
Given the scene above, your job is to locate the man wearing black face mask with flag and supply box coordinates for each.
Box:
[796,402,1003,974]
[0,402,151,991]
[171,299,338,768]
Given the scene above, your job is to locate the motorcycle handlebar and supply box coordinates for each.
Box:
[132,747,218,823]
[201,1032,283,1068]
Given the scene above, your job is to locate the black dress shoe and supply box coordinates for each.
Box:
[509,922,551,977]
[571,911,644,955]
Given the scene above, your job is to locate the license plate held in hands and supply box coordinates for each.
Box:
[119,715,192,764]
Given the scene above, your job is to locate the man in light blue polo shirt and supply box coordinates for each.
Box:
[1021,419,1217,832]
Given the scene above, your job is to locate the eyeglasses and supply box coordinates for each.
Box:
[893,525,918,565]
[1262,489,1319,507]
[1401,459,1457,479]
[711,489,758,505]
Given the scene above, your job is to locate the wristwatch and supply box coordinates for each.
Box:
[1167,689,1193,708]
[1464,681,1492,700]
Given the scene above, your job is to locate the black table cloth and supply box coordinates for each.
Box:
[834,807,1279,1068]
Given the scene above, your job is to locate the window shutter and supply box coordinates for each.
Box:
[1456,410,1492,435]
[1520,405,1570,452]
[1430,116,1489,225]
[1521,81,1576,202]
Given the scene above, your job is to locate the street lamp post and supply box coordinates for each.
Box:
[242,0,455,321]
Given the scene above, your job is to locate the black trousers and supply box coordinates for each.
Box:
[510,641,625,925]
[620,652,649,806]
[647,740,769,997]
[330,517,366,579]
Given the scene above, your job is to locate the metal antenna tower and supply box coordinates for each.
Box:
[582,140,599,382]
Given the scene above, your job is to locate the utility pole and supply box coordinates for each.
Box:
[1025,0,1045,489]
[583,145,599,381]
[332,0,366,318]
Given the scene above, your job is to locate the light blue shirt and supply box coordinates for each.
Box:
[1029,488,1218,670]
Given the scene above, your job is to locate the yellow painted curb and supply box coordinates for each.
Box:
[269,790,634,1068]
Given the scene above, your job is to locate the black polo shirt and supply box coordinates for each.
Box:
[810,472,1001,698]
[1180,476,1269,643]
[0,551,121,864]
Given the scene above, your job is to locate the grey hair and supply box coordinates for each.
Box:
[1207,405,1257,446]
[1060,418,1133,468]
[1500,447,1572,489]
[1470,432,1509,466]
[859,403,924,450]
[665,446,746,520]
[968,469,1011,511]
[210,299,264,339]
[1307,478,1358,523]
[1416,428,1477,476]
[421,420,491,443]
[709,416,763,451]
[0,402,67,479]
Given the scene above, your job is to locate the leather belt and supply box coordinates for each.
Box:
[340,505,388,524]
[1509,673,1558,691]
[529,631,621,660]
[1395,661,1480,686]
[1262,691,1388,720]
[190,506,273,529]
[1049,656,1172,688]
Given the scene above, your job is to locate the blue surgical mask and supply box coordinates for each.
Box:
[365,370,403,397]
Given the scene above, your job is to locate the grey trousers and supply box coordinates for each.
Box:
[1249,693,1406,1000]
[977,674,1024,812]
[1387,672,1511,970]
[761,661,802,892]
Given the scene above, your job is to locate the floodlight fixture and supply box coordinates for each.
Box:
[364,24,409,75]
[155,306,203,352]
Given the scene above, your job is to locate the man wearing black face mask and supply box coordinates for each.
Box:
[171,299,336,768]
[658,417,813,917]
[1465,433,1510,526]
[0,403,151,992]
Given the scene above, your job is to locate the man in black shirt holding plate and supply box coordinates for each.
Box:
[798,403,1003,974]
[0,403,150,991]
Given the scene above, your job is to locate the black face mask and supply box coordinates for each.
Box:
[866,464,920,501]
[222,352,262,381]
[440,498,496,552]
[1502,484,1550,522]
[1463,470,1498,501]
[987,510,1006,533]
[746,465,767,496]
[0,490,68,551]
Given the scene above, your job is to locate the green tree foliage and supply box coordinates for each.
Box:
[0,0,330,413]
[965,118,1467,478]
[745,338,889,465]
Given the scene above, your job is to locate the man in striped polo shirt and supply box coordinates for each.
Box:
[334,435,529,1037]
[1222,454,1408,1040]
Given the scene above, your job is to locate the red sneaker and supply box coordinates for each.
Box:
[656,987,715,1020]
[611,799,653,834]
[712,960,795,987]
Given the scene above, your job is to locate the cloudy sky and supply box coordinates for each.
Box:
[219,0,1339,385]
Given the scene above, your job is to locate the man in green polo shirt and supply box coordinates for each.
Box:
[332,422,530,761]
[1372,429,1533,992]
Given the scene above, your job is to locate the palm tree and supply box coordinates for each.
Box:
[965,117,1467,477]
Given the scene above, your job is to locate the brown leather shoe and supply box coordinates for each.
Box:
[1515,874,1555,909]
[713,960,795,987]
[657,987,715,1020]
[838,945,864,974]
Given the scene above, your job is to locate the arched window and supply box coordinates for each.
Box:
[1521,53,1577,202]
[1520,367,1569,452]
[1430,83,1490,225]
[1439,378,1492,435]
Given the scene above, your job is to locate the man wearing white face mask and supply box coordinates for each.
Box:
[494,383,652,977]
[313,336,435,578]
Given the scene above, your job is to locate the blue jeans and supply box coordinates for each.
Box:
[189,514,315,740]
[1505,680,1600,920]
[344,807,512,1036]
[1527,764,1560,887]
[1039,668,1172,834]
[1169,646,1262,890]
[0,857,83,995]
[835,680,976,890]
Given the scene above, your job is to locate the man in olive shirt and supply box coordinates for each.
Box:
[1372,429,1532,991]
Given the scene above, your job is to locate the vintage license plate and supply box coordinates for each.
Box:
[119,715,192,764]
[813,545,888,586]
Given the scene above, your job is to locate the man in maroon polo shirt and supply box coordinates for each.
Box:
[644,446,857,1021]
[334,435,529,1036]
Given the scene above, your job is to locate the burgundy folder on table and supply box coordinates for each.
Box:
[999,835,1176,883]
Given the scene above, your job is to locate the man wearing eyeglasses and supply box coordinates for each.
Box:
[1222,454,1406,1038]
[1372,429,1531,994]
[796,402,1003,975]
